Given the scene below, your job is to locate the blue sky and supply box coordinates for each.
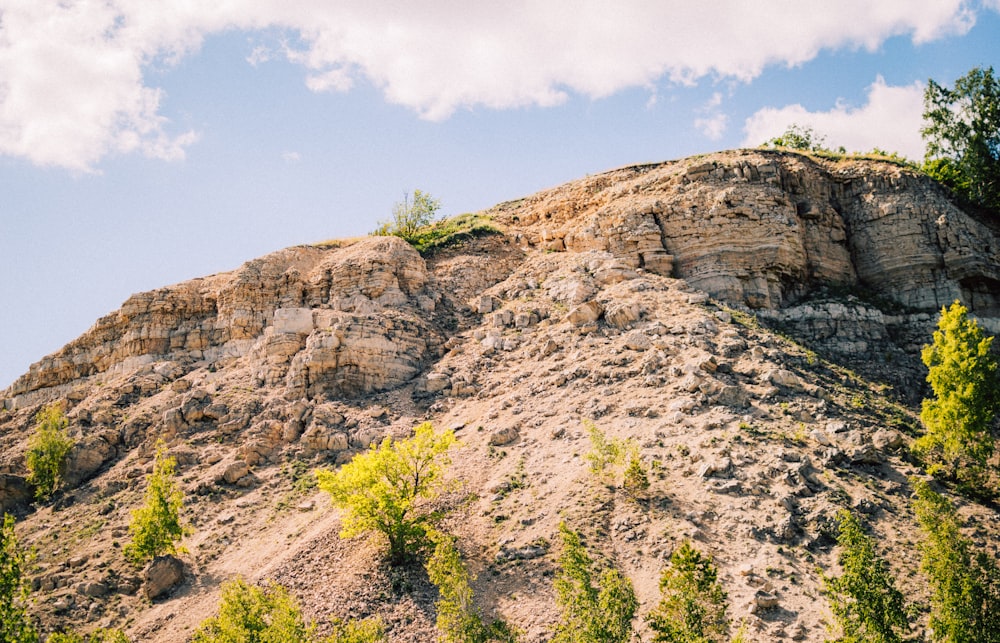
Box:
[1,0,998,389]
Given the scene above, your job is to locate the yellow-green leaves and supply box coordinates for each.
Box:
[316,422,456,565]
[26,403,74,501]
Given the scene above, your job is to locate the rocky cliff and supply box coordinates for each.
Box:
[1,150,999,642]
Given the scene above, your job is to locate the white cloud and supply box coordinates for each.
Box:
[694,93,728,140]
[741,77,927,160]
[0,0,979,169]
[696,113,729,141]
[281,150,301,163]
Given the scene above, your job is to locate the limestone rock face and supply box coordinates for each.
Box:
[5,237,441,405]
[496,150,1000,314]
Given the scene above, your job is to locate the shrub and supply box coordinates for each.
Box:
[193,577,315,642]
[823,510,908,643]
[373,190,442,242]
[622,452,650,498]
[194,578,382,643]
[426,531,519,643]
[584,421,626,476]
[552,523,637,643]
[25,403,74,501]
[911,479,1000,642]
[326,618,384,643]
[0,513,38,643]
[124,441,188,566]
[646,541,729,643]
[913,300,998,487]
[316,422,456,565]
[763,124,830,152]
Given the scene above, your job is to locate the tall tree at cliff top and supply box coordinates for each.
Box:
[922,66,1000,213]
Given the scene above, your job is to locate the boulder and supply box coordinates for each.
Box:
[221,461,250,485]
[566,301,603,326]
[489,426,520,446]
[143,555,184,600]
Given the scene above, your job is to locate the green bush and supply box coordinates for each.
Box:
[194,577,315,642]
[124,442,188,566]
[0,513,38,643]
[823,510,908,643]
[316,422,456,565]
[622,452,650,498]
[763,124,830,152]
[913,300,999,488]
[25,403,74,501]
[372,190,442,242]
[912,479,1000,642]
[426,531,519,643]
[552,523,637,643]
[646,541,729,643]
[194,578,381,643]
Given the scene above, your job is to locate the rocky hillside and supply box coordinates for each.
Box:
[2,149,999,642]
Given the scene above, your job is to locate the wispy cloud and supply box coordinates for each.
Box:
[0,0,980,169]
[741,77,927,160]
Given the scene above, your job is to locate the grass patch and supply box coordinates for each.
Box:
[404,212,502,255]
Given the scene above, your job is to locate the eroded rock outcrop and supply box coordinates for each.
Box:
[495,150,1000,314]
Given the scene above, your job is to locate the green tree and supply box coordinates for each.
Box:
[646,541,729,643]
[426,531,519,643]
[316,422,456,565]
[373,190,442,241]
[552,523,637,643]
[921,66,1000,212]
[913,300,999,486]
[912,479,1000,642]
[763,124,831,152]
[823,510,908,643]
[124,441,188,566]
[0,513,38,643]
[25,403,74,501]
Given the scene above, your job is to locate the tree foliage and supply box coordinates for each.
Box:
[194,577,315,643]
[0,513,38,643]
[921,66,1000,212]
[646,540,730,643]
[193,577,383,643]
[316,422,456,565]
[426,531,519,643]
[124,441,188,566]
[763,124,831,152]
[25,403,74,501]
[373,190,442,242]
[913,300,999,486]
[552,523,637,643]
[911,479,1000,642]
[823,510,908,643]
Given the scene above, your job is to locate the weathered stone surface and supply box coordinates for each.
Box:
[566,301,603,326]
[488,426,520,446]
[493,150,1000,315]
[221,461,250,485]
[143,555,184,600]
